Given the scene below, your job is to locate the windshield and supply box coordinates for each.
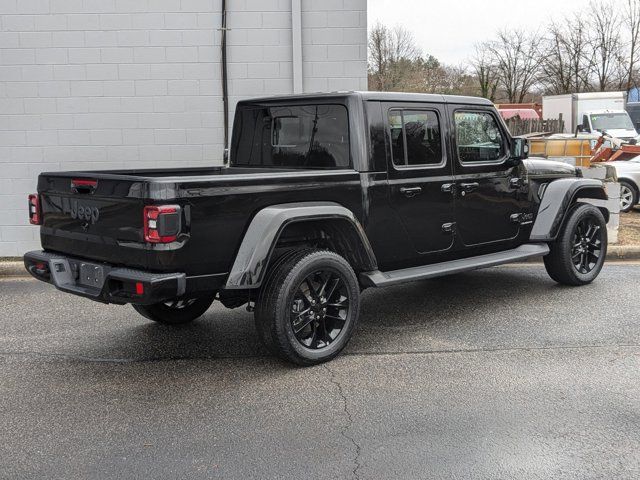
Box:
[590,113,635,132]
[231,104,350,169]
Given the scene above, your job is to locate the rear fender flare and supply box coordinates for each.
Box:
[530,178,609,242]
[225,202,377,289]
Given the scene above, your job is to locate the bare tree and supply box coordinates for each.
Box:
[625,0,640,90]
[471,43,499,101]
[540,22,572,94]
[368,23,422,91]
[368,23,388,91]
[486,29,543,103]
[419,60,475,96]
[588,1,624,91]
[540,16,592,94]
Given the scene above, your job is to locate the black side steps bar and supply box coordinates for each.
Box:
[360,243,550,288]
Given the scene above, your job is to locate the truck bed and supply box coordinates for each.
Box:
[37,166,363,277]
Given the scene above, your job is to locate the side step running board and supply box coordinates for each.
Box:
[360,243,550,288]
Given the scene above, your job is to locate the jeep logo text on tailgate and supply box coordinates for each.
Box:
[70,200,100,224]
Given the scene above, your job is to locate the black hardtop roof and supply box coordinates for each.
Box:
[237,91,494,106]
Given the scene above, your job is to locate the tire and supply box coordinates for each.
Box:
[132,294,215,325]
[543,204,607,286]
[619,180,638,213]
[255,249,360,366]
[254,248,307,353]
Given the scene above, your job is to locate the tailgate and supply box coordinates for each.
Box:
[38,173,147,268]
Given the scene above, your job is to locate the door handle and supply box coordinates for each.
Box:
[399,186,422,197]
[460,182,480,193]
[441,183,455,194]
[509,177,524,189]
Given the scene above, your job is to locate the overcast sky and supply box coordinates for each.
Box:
[367,0,596,65]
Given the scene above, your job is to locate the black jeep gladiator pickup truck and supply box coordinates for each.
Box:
[25,92,609,365]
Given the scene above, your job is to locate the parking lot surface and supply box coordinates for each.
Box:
[1,264,639,479]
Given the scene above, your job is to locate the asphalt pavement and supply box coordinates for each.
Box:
[1,264,639,479]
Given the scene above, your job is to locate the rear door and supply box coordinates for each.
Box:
[383,102,456,258]
[448,107,521,247]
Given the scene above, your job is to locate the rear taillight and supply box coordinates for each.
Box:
[28,194,41,225]
[143,205,181,243]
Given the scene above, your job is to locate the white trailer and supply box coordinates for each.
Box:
[542,92,636,139]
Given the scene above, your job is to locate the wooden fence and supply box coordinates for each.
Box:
[503,115,565,136]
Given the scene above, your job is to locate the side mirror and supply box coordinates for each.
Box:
[510,137,529,161]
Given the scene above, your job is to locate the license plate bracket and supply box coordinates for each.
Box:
[78,262,105,288]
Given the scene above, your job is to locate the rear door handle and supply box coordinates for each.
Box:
[460,182,480,193]
[399,186,422,197]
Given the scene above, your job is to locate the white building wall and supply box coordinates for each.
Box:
[0,0,367,257]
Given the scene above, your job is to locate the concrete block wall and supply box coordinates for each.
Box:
[0,0,367,257]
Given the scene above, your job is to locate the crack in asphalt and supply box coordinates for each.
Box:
[324,363,362,480]
[0,343,639,364]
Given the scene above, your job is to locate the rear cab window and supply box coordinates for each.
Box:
[231,104,350,169]
[388,109,443,168]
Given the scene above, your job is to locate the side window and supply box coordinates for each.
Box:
[454,111,505,163]
[388,109,443,167]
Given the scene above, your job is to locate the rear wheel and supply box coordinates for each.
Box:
[619,180,638,213]
[543,204,607,286]
[255,249,360,366]
[132,294,215,325]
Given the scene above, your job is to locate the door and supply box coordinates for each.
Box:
[384,103,456,256]
[449,107,522,247]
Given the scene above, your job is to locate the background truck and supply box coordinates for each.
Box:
[543,92,638,140]
[24,92,610,366]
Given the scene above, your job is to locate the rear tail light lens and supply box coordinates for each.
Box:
[143,205,181,243]
[28,194,41,225]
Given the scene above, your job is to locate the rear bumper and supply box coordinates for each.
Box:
[24,250,186,305]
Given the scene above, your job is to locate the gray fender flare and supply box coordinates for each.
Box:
[225,202,377,289]
[530,178,608,242]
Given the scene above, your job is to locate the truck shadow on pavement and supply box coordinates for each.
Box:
[92,265,588,363]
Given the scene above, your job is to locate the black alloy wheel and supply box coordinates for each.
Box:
[571,217,603,274]
[255,249,360,366]
[290,269,350,350]
[543,204,607,286]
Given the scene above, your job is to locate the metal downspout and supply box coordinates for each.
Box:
[291,0,303,94]
[221,0,229,162]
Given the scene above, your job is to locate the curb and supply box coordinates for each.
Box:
[0,260,25,278]
[607,245,640,260]
[2,247,640,278]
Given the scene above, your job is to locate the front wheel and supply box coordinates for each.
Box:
[543,204,607,286]
[255,249,360,366]
[132,294,215,325]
